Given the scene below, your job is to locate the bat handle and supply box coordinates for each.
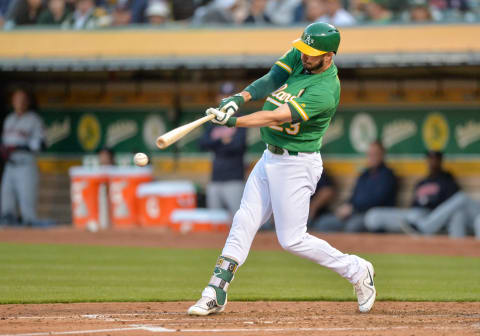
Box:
[205,114,216,122]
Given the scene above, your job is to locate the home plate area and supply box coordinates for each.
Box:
[1,301,479,336]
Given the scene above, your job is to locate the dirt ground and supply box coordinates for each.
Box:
[1,301,479,336]
[1,227,479,257]
[0,227,479,336]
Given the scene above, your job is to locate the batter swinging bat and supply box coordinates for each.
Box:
[156,113,216,149]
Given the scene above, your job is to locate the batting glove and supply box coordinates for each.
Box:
[218,93,245,115]
[206,108,237,127]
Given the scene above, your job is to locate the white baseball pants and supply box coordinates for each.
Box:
[222,149,366,284]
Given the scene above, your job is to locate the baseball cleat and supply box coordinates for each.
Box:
[187,286,226,316]
[354,261,376,313]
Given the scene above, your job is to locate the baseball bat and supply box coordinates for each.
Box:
[156,114,216,149]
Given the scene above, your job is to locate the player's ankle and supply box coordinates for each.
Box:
[207,256,238,306]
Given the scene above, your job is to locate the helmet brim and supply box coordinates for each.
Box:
[292,38,327,56]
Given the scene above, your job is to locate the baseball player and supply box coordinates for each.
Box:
[1,88,44,226]
[188,23,376,316]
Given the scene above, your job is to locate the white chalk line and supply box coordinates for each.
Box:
[0,327,141,336]
[132,323,480,332]
[1,324,478,336]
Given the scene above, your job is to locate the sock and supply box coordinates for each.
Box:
[207,256,238,306]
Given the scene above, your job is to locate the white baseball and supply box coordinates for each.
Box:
[134,152,149,166]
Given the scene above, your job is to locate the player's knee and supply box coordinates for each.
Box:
[277,235,303,253]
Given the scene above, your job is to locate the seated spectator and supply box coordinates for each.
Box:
[348,0,368,22]
[106,0,149,24]
[365,151,462,236]
[0,0,14,27]
[407,0,433,22]
[170,0,197,21]
[193,0,247,25]
[198,82,247,216]
[0,87,45,227]
[4,0,45,28]
[364,0,392,23]
[62,0,105,29]
[146,1,170,25]
[37,0,71,25]
[244,0,271,24]
[430,0,473,21]
[317,0,356,26]
[314,141,397,232]
[308,170,335,231]
[293,0,324,23]
[110,0,132,26]
[264,0,301,25]
[129,0,148,23]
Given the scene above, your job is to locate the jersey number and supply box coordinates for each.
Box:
[270,123,300,135]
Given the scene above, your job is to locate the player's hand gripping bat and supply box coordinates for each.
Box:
[156,113,216,149]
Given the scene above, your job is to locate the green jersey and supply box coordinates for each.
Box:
[260,48,340,152]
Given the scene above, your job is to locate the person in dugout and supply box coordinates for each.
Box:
[0,87,45,227]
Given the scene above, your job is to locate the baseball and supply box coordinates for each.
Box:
[133,152,149,166]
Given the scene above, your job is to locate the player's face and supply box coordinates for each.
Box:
[367,143,384,169]
[98,150,114,166]
[427,155,442,173]
[12,90,29,114]
[301,53,326,72]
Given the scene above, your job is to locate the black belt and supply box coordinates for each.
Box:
[267,144,320,156]
[267,144,298,156]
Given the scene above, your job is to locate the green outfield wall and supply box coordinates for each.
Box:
[41,107,480,157]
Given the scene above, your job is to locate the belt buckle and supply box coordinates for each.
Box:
[268,144,284,155]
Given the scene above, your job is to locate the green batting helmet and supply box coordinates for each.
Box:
[292,22,341,56]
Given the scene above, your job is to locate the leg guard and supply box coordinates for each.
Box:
[207,256,238,306]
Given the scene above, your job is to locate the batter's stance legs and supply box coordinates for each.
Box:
[188,151,376,315]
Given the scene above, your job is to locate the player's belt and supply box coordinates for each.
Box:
[267,144,298,156]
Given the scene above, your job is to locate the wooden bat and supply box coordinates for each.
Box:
[156,114,216,149]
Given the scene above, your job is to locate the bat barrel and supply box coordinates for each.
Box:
[156,137,168,149]
[155,113,216,150]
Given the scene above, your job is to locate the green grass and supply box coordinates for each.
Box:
[0,242,479,304]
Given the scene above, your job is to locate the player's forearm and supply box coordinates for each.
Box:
[239,91,252,104]
[235,110,291,128]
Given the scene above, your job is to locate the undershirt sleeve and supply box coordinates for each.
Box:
[287,104,303,123]
[244,65,289,101]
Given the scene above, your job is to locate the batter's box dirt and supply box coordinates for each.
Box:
[0,302,479,336]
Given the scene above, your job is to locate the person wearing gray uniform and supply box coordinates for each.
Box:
[364,151,471,238]
[430,192,480,239]
[0,88,45,226]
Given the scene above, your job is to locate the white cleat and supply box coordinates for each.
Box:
[354,261,376,313]
[187,286,226,316]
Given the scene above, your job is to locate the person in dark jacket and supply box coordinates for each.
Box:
[243,0,271,24]
[0,0,14,26]
[37,0,70,25]
[365,151,461,235]
[4,0,45,27]
[314,141,398,232]
[199,82,247,216]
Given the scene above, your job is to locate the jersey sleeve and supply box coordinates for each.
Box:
[287,89,335,122]
[274,48,301,76]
